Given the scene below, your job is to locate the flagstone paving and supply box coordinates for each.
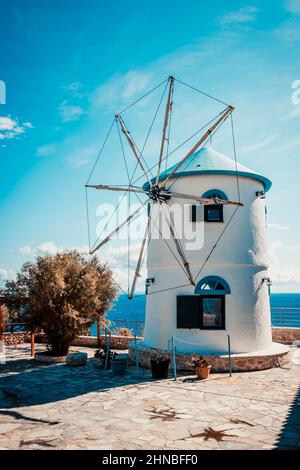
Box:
[0,344,299,450]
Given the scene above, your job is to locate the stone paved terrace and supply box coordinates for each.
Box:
[0,344,299,450]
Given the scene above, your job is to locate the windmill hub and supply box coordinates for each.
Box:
[148,185,171,203]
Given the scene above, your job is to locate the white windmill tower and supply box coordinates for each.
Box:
[86,77,289,371]
[142,146,273,355]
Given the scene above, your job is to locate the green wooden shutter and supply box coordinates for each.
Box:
[177,296,201,328]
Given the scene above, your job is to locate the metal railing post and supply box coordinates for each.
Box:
[134,333,139,376]
[97,320,101,347]
[30,331,35,357]
[227,334,232,377]
[0,305,4,343]
[172,336,176,381]
[281,309,284,327]
[104,331,111,370]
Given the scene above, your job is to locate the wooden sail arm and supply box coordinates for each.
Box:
[164,190,243,206]
[160,105,234,187]
[85,184,147,195]
[115,114,152,188]
[163,208,195,286]
[128,215,151,299]
[89,200,148,254]
[155,76,174,185]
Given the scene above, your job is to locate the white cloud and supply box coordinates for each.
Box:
[66,146,97,167]
[280,105,300,121]
[101,243,142,268]
[37,242,61,255]
[268,239,300,290]
[284,0,300,14]
[18,242,62,256]
[0,268,9,280]
[71,246,89,254]
[219,6,259,28]
[0,116,33,141]
[94,242,147,293]
[90,70,152,111]
[62,81,86,99]
[0,267,15,284]
[268,239,283,266]
[18,242,92,257]
[267,134,300,155]
[0,116,17,131]
[16,241,145,292]
[58,100,85,122]
[18,245,34,255]
[63,81,83,93]
[36,143,57,157]
[268,223,292,231]
[275,19,300,41]
[270,265,300,285]
[241,135,274,153]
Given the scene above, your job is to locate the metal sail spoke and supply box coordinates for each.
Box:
[85,184,146,195]
[160,105,234,188]
[133,191,193,280]
[84,76,244,297]
[89,200,148,254]
[128,214,151,299]
[115,114,152,188]
[156,76,174,185]
[162,203,195,286]
[166,190,243,206]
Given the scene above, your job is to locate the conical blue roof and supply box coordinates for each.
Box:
[146,147,271,191]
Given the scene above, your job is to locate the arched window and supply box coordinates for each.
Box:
[202,189,228,200]
[195,276,230,295]
[177,276,229,330]
[202,189,227,223]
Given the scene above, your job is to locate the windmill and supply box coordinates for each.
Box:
[85,76,242,300]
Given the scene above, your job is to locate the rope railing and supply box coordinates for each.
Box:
[168,334,232,380]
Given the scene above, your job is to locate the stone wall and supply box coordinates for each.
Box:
[72,334,141,350]
[272,327,300,344]
[3,332,31,346]
[34,334,141,350]
[128,345,289,372]
[3,328,299,350]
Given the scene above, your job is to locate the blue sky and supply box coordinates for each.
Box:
[0,0,300,292]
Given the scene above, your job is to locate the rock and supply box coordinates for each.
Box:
[66,352,88,367]
[35,352,67,363]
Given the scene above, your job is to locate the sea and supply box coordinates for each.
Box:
[90,292,300,335]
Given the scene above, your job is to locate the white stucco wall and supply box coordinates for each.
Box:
[142,173,272,354]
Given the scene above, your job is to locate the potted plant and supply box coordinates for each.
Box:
[150,350,170,379]
[118,327,132,337]
[111,352,128,376]
[94,346,117,369]
[190,355,211,379]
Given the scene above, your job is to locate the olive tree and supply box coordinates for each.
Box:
[3,251,118,355]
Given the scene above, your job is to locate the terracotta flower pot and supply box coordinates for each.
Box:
[195,365,211,379]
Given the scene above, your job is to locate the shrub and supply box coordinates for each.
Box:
[118,327,132,337]
[150,350,170,364]
[2,251,118,355]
